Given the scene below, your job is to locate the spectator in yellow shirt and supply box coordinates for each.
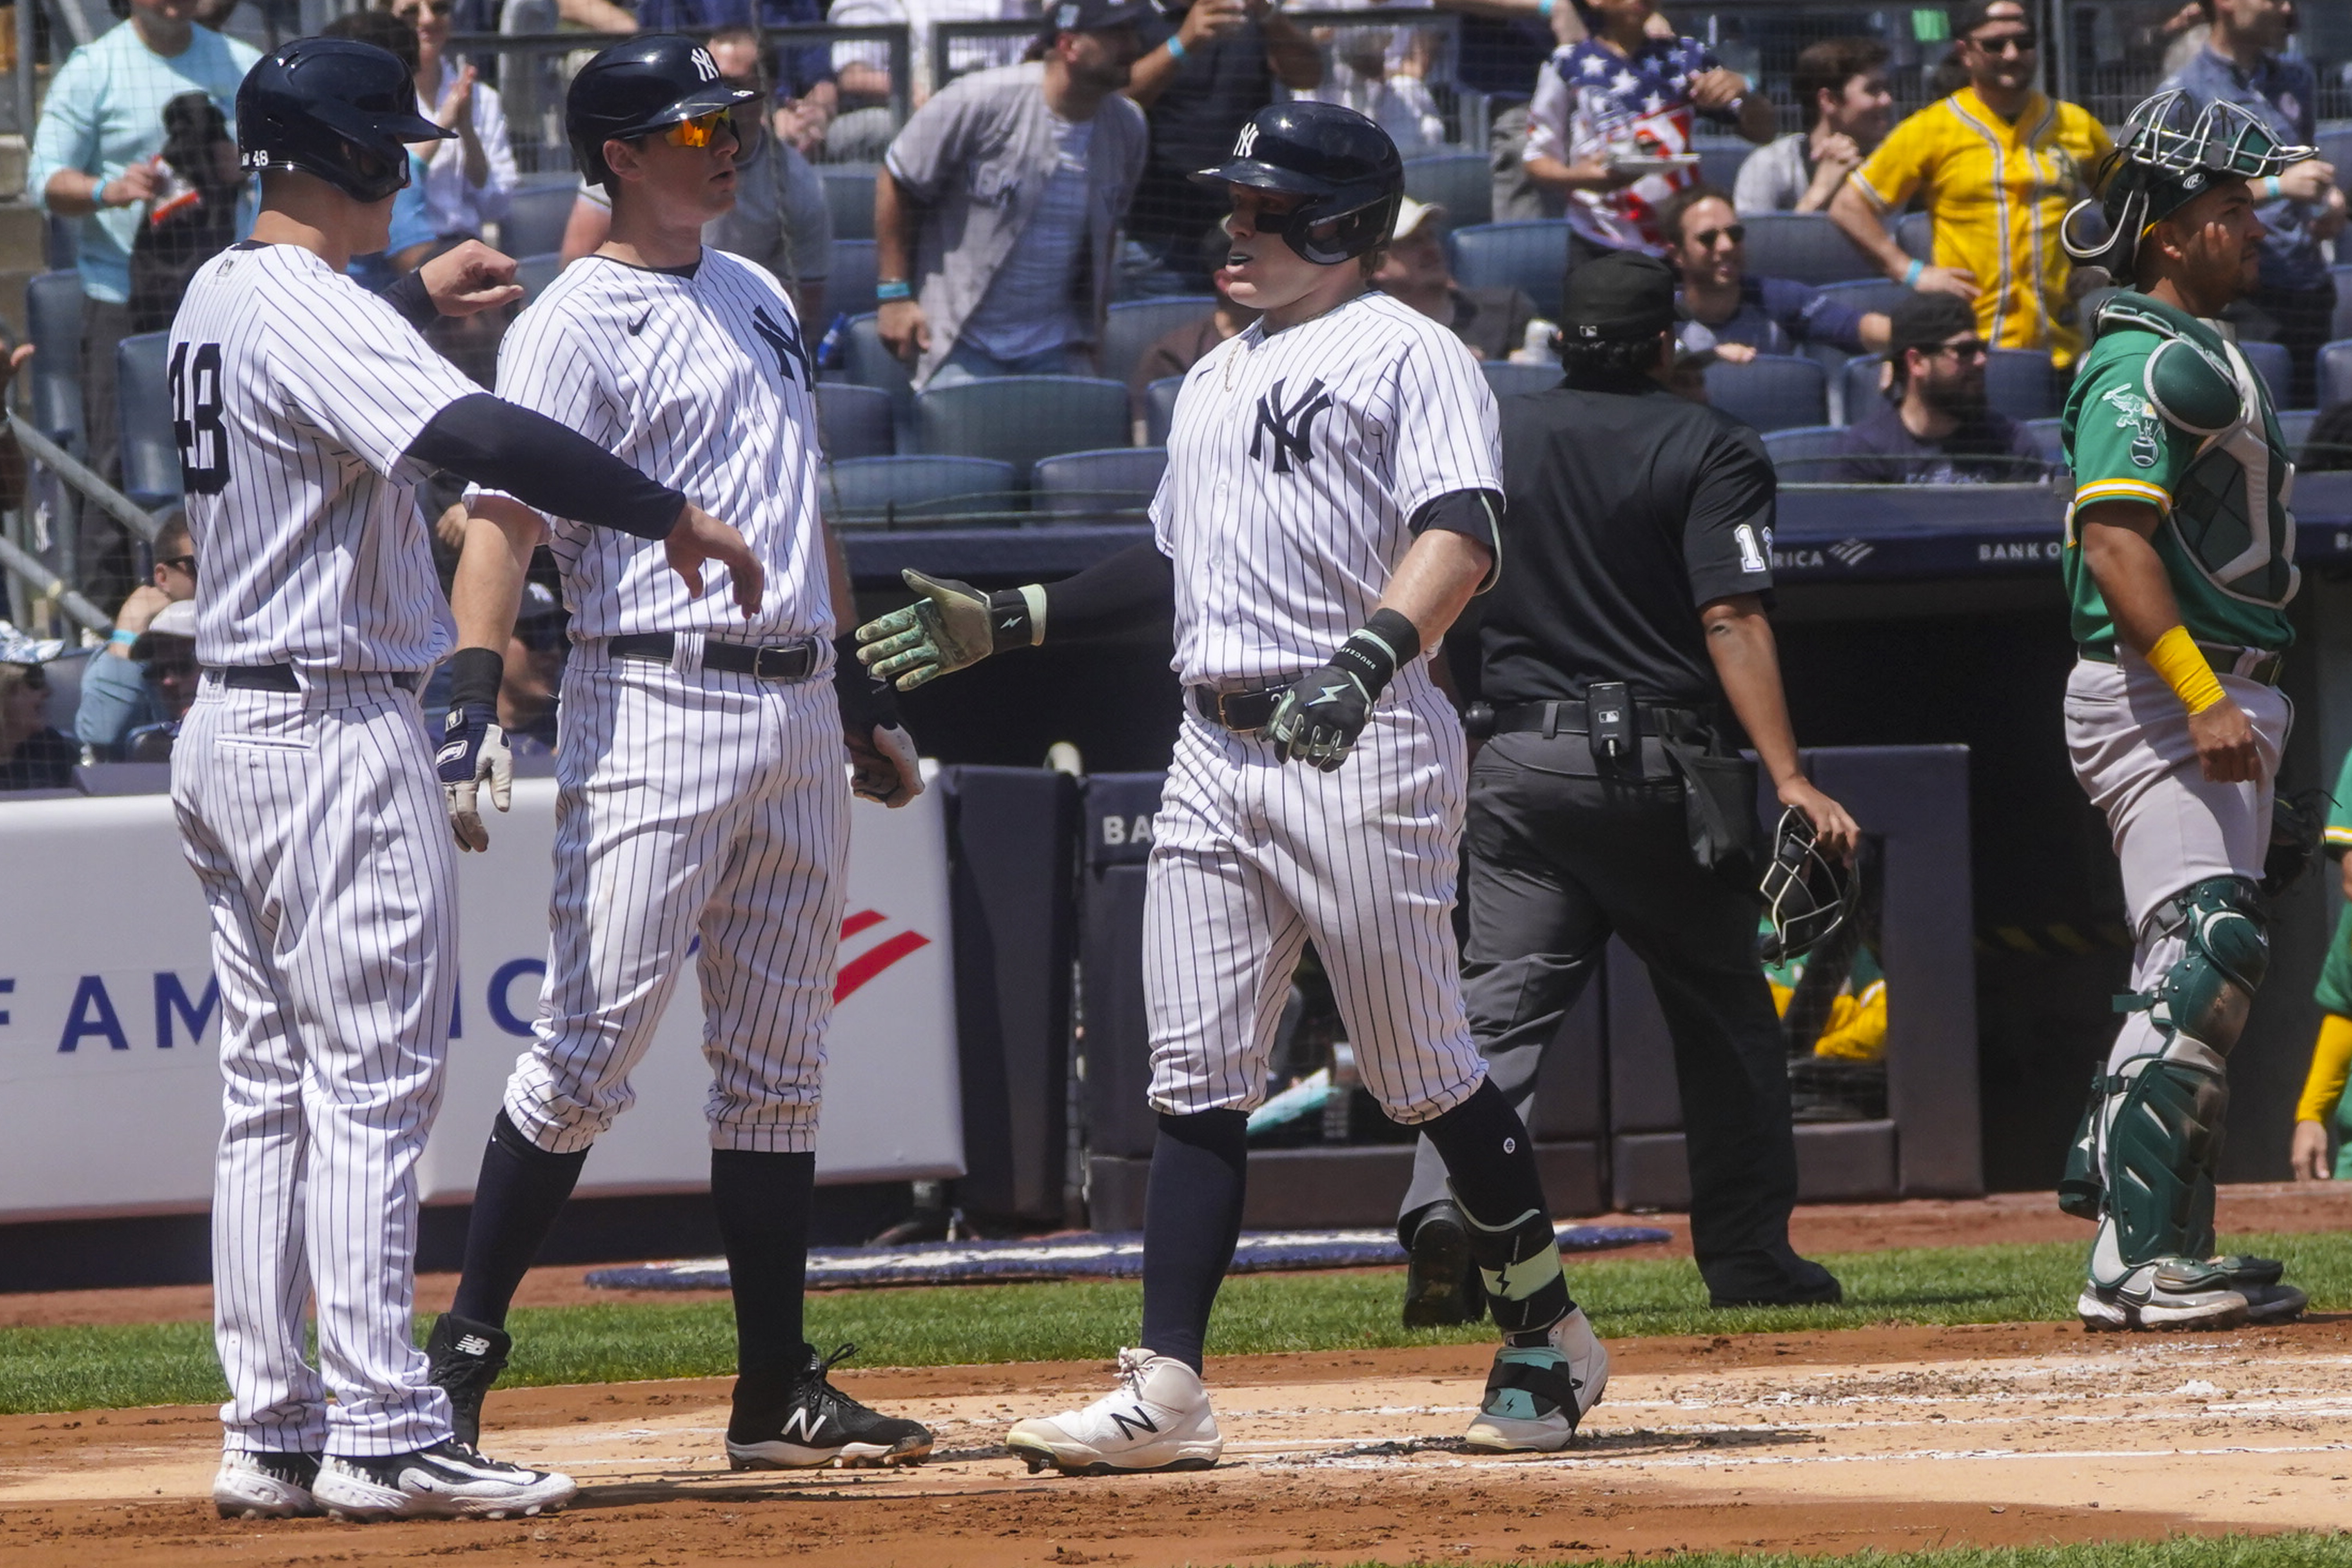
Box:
[1826,0,2112,368]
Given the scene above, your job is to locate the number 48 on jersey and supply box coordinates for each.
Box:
[170,341,229,495]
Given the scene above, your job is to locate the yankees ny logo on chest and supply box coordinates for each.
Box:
[752,305,812,388]
[1251,377,1334,474]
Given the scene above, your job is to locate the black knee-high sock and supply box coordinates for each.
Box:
[711,1148,816,1380]
[450,1111,591,1328]
[1138,1110,1248,1373]
[1421,1079,1573,1340]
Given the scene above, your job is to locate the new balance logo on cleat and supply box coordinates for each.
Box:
[1107,1406,1159,1441]
[456,1334,492,1357]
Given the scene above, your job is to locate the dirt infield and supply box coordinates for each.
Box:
[7,1318,2352,1565]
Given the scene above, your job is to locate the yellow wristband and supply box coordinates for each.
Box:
[2145,625,2226,715]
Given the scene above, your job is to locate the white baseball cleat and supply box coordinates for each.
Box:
[211,1449,322,1519]
[1005,1348,1224,1475]
[1463,1306,1610,1454]
[311,1439,577,1521]
[2077,1258,2250,1332]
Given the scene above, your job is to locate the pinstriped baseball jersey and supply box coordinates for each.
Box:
[169,241,482,673]
[475,249,831,642]
[1152,289,1501,688]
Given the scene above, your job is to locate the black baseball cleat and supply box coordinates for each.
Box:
[725,1343,934,1470]
[425,1312,512,1448]
[311,1439,575,1521]
[1401,1201,1488,1328]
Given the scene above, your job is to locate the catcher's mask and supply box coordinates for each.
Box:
[2061,89,2311,280]
[1760,808,1856,964]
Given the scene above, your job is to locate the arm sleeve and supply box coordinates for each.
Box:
[1524,55,1572,163]
[2066,349,2192,517]
[2297,1013,2352,1123]
[1039,541,1176,642]
[1682,426,1778,604]
[25,50,101,213]
[1849,109,1930,214]
[883,78,976,205]
[1388,331,1503,521]
[409,394,684,540]
[379,269,438,332]
[1408,488,1504,591]
[1771,276,1867,353]
[72,652,152,755]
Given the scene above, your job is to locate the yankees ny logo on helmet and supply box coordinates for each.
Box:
[1233,121,1258,158]
[1251,377,1334,474]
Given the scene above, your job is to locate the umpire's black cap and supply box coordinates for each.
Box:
[1560,250,1681,342]
[568,34,759,190]
[237,38,450,204]
[1192,102,1403,265]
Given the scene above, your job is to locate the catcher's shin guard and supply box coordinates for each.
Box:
[1459,1205,1569,1339]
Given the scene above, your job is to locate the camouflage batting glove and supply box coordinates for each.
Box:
[855,568,1040,691]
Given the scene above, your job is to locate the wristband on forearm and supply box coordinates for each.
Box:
[1329,608,1421,701]
[2144,625,2225,715]
[446,645,505,713]
[978,585,1047,651]
[1902,258,1925,287]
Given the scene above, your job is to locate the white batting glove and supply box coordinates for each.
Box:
[437,702,514,852]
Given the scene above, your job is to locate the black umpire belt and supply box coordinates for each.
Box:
[1490,699,1707,739]
[1189,683,1293,733]
[608,632,818,680]
[205,664,419,692]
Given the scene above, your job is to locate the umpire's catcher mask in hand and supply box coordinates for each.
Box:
[1760,808,1857,963]
[238,39,452,203]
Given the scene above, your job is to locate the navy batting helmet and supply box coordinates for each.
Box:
[568,35,758,191]
[237,38,450,203]
[1192,102,1403,265]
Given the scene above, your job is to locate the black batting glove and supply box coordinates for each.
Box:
[1267,609,1421,772]
[833,634,923,808]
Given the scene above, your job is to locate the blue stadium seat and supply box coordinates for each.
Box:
[828,238,879,320]
[1987,348,2058,421]
[820,455,1020,527]
[1738,213,1877,286]
[116,331,180,512]
[914,375,1132,479]
[2022,416,2066,465]
[1401,150,1492,227]
[822,163,877,241]
[1841,353,1889,424]
[1692,139,1749,194]
[1448,221,1571,319]
[1895,211,1933,261]
[514,251,563,300]
[1814,278,1909,320]
[1032,446,1167,518]
[1704,353,1827,432]
[2278,407,2315,454]
[2234,338,2294,409]
[1101,297,1216,389]
[1144,374,1185,446]
[844,312,916,438]
[1482,360,1558,399]
[1761,423,1847,482]
[26,270,85,448]
[2318,339,2352,411]
[816,383,894,460]
[2333,265,2352,342]
[499,181,577,260]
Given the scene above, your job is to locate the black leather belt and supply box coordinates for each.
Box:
[1189,684,1290,733]
[2080,642,2283,687]
[1490,699,1702,738]
[206,665,417,692]
[608,632,818,680]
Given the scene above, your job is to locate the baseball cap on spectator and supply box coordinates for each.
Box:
[130,599,198,661]
[1394,198,1445,239]
[1037,0,1154,41]
[0,619,64,666]
[1887,292,1979,360]
[1953,0,2029,37]
[1560,250,1682,342]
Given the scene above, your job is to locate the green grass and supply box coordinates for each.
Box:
[1436,1542,2352,1568]
[7,1231,2352,1416]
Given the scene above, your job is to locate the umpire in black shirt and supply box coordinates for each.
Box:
[1400,250,1861,1313]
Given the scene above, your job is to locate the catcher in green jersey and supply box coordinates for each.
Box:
[2050,87,2314,1332]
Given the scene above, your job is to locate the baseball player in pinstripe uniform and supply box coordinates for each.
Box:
[178,39,761,1523]
[857,102,1607,1472]
[421,36,933,1473]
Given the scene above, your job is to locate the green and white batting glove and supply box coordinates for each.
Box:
[855,568,1043,691]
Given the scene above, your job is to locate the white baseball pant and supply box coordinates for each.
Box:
[173,674,457,1457]
[500,644,848,1156]
[1145,668,1488,1123]
[2065,651,2291,1078]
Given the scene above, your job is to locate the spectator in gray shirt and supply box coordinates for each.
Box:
[877,0,1151,386]
[1733,36,1891,215]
